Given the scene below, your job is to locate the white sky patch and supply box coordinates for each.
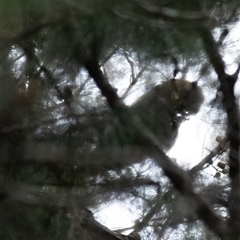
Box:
[169,114,219,167]
[95,202,137,231]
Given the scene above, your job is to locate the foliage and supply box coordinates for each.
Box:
[0,0,240,239]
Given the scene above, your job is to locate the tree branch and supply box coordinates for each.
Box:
[189,137,229,176]
[84,53,226,239]
[200,27,240,239]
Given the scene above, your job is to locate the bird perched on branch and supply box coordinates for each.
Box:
[102,78,204,150]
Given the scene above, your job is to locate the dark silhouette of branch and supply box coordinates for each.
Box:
[0,176,139,240]
[84,58,124,109]
[121,51,148,98]
[189,137,229,176]
[113,1,213,29]
[218,28,229,46]
[39,66,72,107]
[84,50,226,239]
[171,55,181,79]
[131,193,164,234]
[200,27,240,240]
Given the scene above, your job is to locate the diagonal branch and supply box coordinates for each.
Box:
[113,1,212,29]
[84,53,226,239]
[200,27,240,239]
[189,137,229,176]
[121,51,148,98]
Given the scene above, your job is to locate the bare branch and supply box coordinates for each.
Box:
[200,27,240,239]
[84,53,226,239]
[122,64,148,99]
[113,1,215,29]
[189,137,229,176]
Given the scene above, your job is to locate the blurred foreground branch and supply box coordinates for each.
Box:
[83,49,226,239]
